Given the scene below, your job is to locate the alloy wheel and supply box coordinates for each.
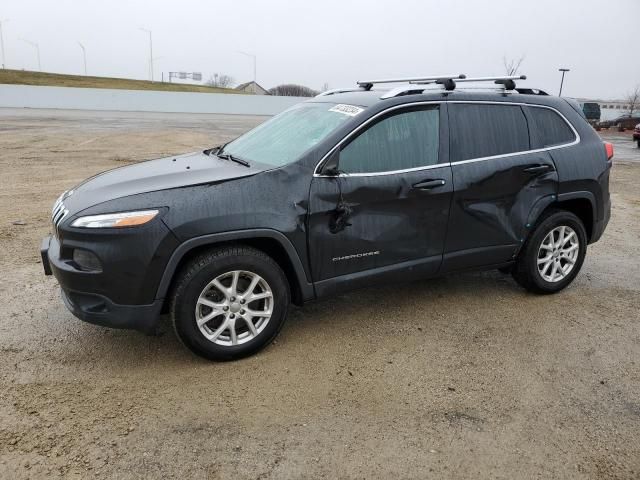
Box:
[536,225,580,283]
[195,270,273,346]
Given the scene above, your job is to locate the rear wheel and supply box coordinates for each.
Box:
[170,246,290,361]
[512,210,587,294]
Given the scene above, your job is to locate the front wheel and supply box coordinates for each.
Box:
[512,210,587,294]
[170,246,290,361]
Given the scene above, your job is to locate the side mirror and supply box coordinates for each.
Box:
[321,149,340,176]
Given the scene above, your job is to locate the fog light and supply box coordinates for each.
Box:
[72,249,102,272]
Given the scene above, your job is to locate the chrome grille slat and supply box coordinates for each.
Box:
[51,193,69,229]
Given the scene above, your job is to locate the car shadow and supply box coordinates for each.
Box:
[37,268,527,371]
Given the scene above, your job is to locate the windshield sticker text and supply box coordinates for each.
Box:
[329,104,364,117]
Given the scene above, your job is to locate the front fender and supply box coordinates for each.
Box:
[154,229,315,302]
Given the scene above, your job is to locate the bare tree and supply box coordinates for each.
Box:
[205,73,235,88]
[503,55,525,76]
[268,84,318,97]
[626,85,640,117]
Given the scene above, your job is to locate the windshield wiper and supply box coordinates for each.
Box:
[217,152,250,168]
[206,143,250,167]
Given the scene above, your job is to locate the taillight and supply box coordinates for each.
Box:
[604,142,614,161]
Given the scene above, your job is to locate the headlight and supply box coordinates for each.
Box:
[71,210,159,228]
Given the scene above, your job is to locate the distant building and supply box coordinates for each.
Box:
[235,81,270,95]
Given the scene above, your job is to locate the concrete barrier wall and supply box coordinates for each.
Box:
[0,84,308,115]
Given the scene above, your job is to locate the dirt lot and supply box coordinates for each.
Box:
[0,108,639,479]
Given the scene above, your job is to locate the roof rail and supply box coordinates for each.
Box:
[515,87,548,96]
[357,74,466,91]
[315,87,363,97]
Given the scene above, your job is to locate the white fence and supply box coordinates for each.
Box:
[0,84,307,115]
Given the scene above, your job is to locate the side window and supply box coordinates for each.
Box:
[449,104,530,162]
[338,107,439,174]
[527,106,576,148]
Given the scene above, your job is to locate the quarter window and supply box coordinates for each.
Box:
[449,104,530,162]
[527,106,576,148]
[338,107,439,174]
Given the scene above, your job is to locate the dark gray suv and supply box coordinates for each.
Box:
[42,74,613,360]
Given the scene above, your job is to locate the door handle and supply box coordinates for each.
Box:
[523,164,553,173]
[412,179,446,190]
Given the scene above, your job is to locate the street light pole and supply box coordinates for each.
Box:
[238,51,257,82]
[558,68,570,97]
[0,19,8,69]
[78,41,87,75]
[21,38,41,71]
[139,28,153,81]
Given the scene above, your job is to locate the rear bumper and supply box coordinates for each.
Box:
[42,235,163,333]
[591,196,611,244]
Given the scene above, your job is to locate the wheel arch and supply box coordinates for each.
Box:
[527,192,596,242]
[156,230,315,308]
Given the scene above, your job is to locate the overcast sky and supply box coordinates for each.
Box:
[2,0,638,99]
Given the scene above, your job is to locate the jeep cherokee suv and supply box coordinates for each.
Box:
[41,74,612,361]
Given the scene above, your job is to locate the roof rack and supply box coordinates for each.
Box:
[320,74,535,100]
[357,74,467,91]
[379,74,528,99]
[449,75,526,91]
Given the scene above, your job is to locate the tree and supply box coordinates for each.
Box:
[626,85,640,117]
[503,55,525,76]
[268,84,318,97]
[205,73,235,88]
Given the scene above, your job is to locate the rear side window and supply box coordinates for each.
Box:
[339,107,439,174]
[449,104,529,162]
[527,106,576,148]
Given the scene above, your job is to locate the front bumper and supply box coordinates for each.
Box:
[41,235,164,333]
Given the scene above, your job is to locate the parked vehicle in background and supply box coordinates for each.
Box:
[580,101,601,126]
[613,115,640,131]
[633,124,640,147]
[41,74,613,361]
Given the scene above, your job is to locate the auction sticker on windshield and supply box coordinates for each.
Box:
[329,104,364,116]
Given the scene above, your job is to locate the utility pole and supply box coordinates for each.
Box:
[139,28,153,81]
[238,51,257,82]
[77,41,87,75]
[558,68,570,97]
[20,38,41,71]
[0,19,8,69]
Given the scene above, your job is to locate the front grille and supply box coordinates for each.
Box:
[51,193,69,229]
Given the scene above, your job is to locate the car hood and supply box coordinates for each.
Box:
[62,151,265,214]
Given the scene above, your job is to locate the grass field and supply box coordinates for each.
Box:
[0,69,238,94]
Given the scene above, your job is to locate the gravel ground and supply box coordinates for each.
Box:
[0,108,639,480]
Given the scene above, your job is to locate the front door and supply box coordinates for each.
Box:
[308,104,453,294]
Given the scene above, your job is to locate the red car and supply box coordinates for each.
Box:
[633,123,640,148]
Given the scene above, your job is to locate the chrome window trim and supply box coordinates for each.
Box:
[313,100,580,177]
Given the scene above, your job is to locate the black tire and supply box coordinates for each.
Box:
[637,140,640,149]
[170,246,290,361]
[512,210,587,294]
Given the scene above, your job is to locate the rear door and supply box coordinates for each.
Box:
[442,102,559,271]
[308,104,453,293]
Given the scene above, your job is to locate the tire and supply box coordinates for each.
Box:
[512,210,587,294]
[637,140,640,149]
[170,246,290,361]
